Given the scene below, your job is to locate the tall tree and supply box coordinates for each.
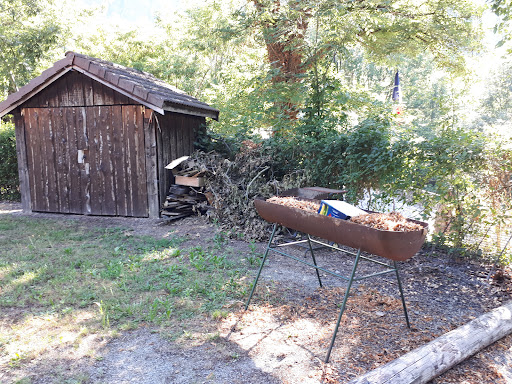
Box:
[480,59,512,124]
[238,0,482,123]
[153,1,271,135]
[0,0,60,98]
[251,0,312,120]
[490,0,512,47]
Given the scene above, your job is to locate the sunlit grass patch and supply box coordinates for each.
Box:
[0,309,98,369]
[0,215,256,375]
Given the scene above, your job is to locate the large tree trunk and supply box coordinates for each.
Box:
[252,0,311,122]
[348,301,512,384]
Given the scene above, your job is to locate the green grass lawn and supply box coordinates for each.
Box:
[0,215,257,371]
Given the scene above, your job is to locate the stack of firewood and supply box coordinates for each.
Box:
[161,184,207,220]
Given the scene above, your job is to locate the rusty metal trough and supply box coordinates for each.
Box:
[254,198,428,261]
[245,195,429,363]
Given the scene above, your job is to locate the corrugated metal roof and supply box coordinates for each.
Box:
[0,51,219,120]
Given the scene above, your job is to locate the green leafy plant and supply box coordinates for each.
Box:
[0,122,19,200]
[95,301,110,329]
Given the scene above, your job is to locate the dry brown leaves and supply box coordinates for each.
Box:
[266,196,320,213]
[242,284,508,384]
[266,196,424,233]
[350,211,425,232]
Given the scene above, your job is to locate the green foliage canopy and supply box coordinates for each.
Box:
[232,0,483,124]
[0,0,60,98]
[490,0,512,47]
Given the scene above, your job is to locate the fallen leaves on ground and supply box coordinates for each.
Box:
[234,285,508,383]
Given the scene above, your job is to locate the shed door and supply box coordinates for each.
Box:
[23,105,149,217]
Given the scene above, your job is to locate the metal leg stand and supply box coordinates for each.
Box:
[245,223,278,310]
[307,235,323,288]
[324,248,362,363]
[244,226,412,362]
[394,261,410,328]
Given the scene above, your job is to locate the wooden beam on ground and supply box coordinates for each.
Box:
[348,301,512,384]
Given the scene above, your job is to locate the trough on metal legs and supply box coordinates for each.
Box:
[245,199,429,363]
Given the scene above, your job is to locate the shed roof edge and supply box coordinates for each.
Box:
[0,52,220,120]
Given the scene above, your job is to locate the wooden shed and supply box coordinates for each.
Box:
[0,52,219,218]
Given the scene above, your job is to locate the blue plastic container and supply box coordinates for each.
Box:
[318,200,367,220]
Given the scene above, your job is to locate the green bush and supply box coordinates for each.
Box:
[262,118,348,187]
[341,116,411,202]
[262,114,408,203]
[0,121,19,200]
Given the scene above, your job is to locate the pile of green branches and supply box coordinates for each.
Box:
[184,143,309,240]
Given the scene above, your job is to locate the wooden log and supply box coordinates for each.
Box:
[163,202,182,208]
[161,210,192,217]
[347,301,512,384]
[174,175,205,187]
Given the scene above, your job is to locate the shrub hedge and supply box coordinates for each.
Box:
[0,122,19,200]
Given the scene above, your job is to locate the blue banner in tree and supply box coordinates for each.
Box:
[392,70,401,102]
[392,70,403,115]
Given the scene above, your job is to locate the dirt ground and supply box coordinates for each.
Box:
[1,202,512,384]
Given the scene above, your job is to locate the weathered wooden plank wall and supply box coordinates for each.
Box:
[23,71,133,108]
[18,70,153,217]
[65,107,82,214]
[111,106,126,216]
[87,107,102,214]
[41,108,59,212]
[53,108,69,213]
[13,111,31,212]
[101,106,116,216]
[143,109,160,218]
[134,107,147,216]
[122,105,148,217]
[22,105,149,217]
[24,108,42,211]
[76,106,91,215]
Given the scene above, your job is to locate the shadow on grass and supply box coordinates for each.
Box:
[2,327,282,384]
